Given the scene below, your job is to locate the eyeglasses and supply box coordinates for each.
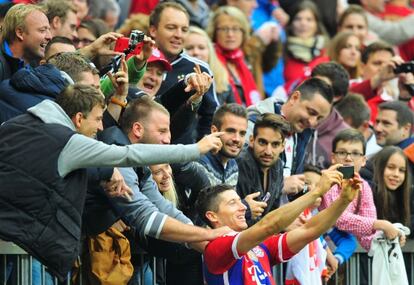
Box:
[216,26,243,34]
[334,151,364,160]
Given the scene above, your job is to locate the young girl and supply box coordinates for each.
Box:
[372,146,411,231]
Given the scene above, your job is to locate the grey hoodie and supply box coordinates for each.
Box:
[28,100,201,178]
[28,99,201,238]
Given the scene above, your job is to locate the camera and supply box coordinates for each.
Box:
[100,30,145,77]
[394,62,414,74]
[114,30,145,56]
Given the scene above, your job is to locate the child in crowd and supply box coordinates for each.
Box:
[319,129,403,251]
[372,146,411,240]
[285,164,357,284]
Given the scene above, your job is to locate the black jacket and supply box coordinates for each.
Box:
[236,148,284,222]
[0,114,86,281]
[0,43,21,82]
[157,52,219,142]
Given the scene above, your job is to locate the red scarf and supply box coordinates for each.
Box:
[215,44,259,106]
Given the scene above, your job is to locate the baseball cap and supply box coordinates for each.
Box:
[147,48,172,71]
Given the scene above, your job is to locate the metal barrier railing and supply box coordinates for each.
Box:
[0,241,70,285]
[1,239,414,285]
[273,239,414,285]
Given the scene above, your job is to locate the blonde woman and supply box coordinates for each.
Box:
[207,6,262,106]
[185,26,234,105]
[149,164,179,207]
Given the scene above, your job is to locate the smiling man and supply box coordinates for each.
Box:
[197,165,361,285]
[149,2,219,141]
[0,4,52,81]
[247,77,333,196]
[195,103,248,187]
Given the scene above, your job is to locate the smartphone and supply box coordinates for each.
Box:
[262,192,271,203]
[338,165,354,179]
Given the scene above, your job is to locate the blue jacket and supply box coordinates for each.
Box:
[326,227,357,264]
[0,64,68,124]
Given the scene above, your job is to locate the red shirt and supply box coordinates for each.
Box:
[204,232,295,285]
[283,55,329,93]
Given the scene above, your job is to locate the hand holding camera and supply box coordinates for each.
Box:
[371,56,404,90]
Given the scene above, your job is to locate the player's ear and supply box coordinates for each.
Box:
[205,211,219,225]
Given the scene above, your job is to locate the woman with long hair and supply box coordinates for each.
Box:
[372,146,411,228]
[283,1,329,92]
[184,26,235,105]
[328,31,362,79]
[149,164,179,207]
[207,6,261,106]
[337,4,376,47]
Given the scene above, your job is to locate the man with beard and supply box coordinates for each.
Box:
[196,103,248,187]
[173,103,267,220]
[168,103,266,285]
[247,78,333,197]
[236,113,291,224]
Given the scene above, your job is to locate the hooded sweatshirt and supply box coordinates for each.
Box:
[28,100,202,178]
[0,99,204,279]
[0,64,68,124]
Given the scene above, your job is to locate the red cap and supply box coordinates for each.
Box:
[147,48,172,71]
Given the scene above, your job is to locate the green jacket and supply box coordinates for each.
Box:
[100,57,146,98]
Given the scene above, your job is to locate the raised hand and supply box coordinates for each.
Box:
[107,55,129,97]
[315,164,343,196]
[133,35,156,69]
[197,132,224,155]
[340,172,363,203]
[185,64,213,101]
[88,32,124,57]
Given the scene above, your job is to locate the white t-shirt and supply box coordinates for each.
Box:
[283,134,296,177]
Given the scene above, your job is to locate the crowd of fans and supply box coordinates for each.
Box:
[0,0,413,284]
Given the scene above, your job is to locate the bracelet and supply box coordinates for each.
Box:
[110,97,127,108]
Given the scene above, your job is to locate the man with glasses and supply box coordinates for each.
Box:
[320,128,404,251]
